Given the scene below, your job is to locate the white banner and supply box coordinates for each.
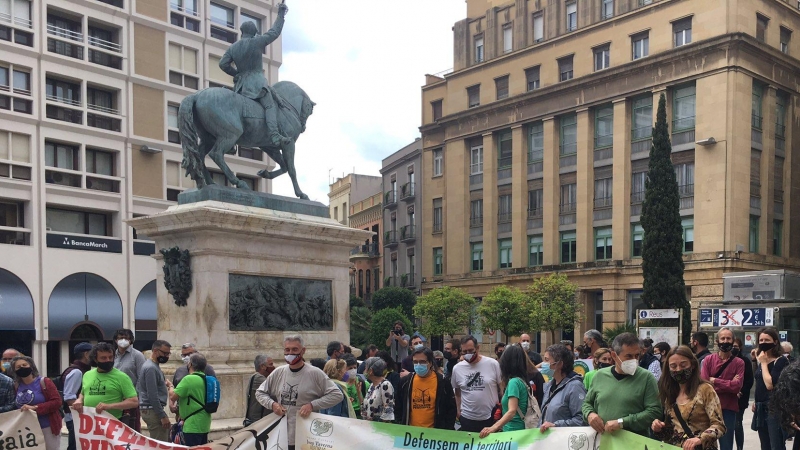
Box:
[0,409,47,450]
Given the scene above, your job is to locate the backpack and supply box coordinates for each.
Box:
[54,365,81,414]
[184,372,220,420]
[513,377,541,429]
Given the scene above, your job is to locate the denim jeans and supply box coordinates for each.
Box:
[758,414,787,450]
[719,409,737,450]
[66,419,76,450]
[735,408,746,450]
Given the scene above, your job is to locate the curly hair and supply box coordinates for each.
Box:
[770,360,800,428]
[89,342,116,365]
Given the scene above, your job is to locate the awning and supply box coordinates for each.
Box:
[48,273,122,340]
[134,280,157,341]
[0,269,34,331]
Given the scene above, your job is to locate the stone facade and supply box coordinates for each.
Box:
[349,192,383,303]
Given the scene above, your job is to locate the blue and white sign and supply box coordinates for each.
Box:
[638,309,681,319]
[699,308,774,328]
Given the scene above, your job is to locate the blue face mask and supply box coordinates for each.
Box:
[414,364,429,377]
[1,362,9,372]
[540,362,553,377]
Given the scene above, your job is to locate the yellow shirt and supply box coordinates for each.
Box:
[409,373,438,428]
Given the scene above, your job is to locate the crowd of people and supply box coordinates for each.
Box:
[1,324,798,450]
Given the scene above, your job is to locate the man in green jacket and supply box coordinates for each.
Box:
[582,333,661,436]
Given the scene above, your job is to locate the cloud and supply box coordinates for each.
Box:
[271,0,464,204]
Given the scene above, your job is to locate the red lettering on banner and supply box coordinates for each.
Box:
[80,438,91,450]
[91,438,103,450]
[95,417,109,436]
[134,435,148,446]
[80,414,93,433]
[105,420,123,440]
[118,425,137,444]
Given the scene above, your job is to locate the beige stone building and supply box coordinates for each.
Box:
[420,0,800,349]
[0,0,280,375]
[348,192,382,303]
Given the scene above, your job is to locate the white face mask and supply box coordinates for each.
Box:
[654,353,662,361]
[619,357,638,376]
[462,353,475,363]
[521,342,530,351]
[182,355,191,364]
[117,339,130,349]
[285,354,302,365]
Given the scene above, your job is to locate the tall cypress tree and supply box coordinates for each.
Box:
[640,94,690,341]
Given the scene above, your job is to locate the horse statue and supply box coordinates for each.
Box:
[177,81,315,200]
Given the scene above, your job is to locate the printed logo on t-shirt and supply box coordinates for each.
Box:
[463,371,485,391]
[15,389,34,406]
[87,379,108,396]
[411,387,433,410]
[280,383,299,406]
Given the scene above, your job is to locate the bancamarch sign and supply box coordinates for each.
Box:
[46,233,123,254]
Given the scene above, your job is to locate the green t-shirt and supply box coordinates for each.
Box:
[583,370,598,390]
[501,377,528,432]
[346,380,370,411]
[174,373,211,434]
[81,368,138,419]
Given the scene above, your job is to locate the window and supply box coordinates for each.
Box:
[240,12,261,33]
[46,77,80,105]
[632,32,649,60]
[529,235,543,266]
[45,141,79,170]
[433,198,442,232]
[431,100,442,121]
[749,216,759,253]
[773,221,783,256]
[168,103,180,144]
[780,27,791,54]
[566,3,577,32]
[495,76,509,100]
[593,45,610,71]
[595,105,613,149]
[639,0,653,5]
[682,217,694,253]
[170,0,200,32]
[0,64,32,114]
[86,148,114,176]
[595,227,613,260]
[432,148,443,176]
[46,207,109,236]
[166,160,192,200]
[210,2,233,28]
[673,84,696,131]
[559,56,574,81]
[525,66,540,91]
[470,199,483,227]
[561,231,577,263]
[168,44,199,89]
[632,171,647,203]
[528,189,543,217]
[0,130,31,181]
[528,122,544,162]
[499,239,512,269]
[474,36,484,63]
[0,200,26,245]
[467,85,480,108]
[755,14,769,43]
[498,131,512,169]
[632,96,652,140]
[533,14,544,43]
[87,86,115,112]
[776,93,787,139]
[498,194,512,223]
[560,113,577,155]
[752,82,763,130]
[673,17,692,47]
[171,0,197,15]
[503,24,512,53]
[433,247,443,275]
[470,144,483,175]
[601,0,613,19]
[471,242,484,271]
[631,223,644,257]
[560,183,577,214]
[674,162,694,193]
[594,176,613,208]
[0,0,32,47]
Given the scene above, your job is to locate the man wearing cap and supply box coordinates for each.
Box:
[63,343,96,450]
[171,343,216,419]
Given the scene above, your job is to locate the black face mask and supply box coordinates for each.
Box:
[157,356,169,364]
[732,347,741,357]
[758,342,777,353]
[598,362,613,369]
[718,342,733,353]
[97,361,114,372]
[15,367,32,378]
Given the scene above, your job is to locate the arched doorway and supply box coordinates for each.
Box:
[0,269,35,357]
[134,280,157,352]
[47,273,121,376]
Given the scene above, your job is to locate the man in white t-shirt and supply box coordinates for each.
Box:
[451,335,503,432]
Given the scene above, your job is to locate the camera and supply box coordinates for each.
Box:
[393,329,402,336]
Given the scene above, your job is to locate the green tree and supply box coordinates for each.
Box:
[478,285,529,341]
[349,305,372,349]
[371,286,417,320]
[526,273,581,344]
[414,286,476,339]
[368,307,413,351]
[640,93,690,342]
[602,322,637,346]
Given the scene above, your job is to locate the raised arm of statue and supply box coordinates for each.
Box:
[219,49,237,77]
[255,3,287,48]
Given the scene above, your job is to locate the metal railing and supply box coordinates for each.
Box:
[383,230,398,245]
[170,2,199,16]
[88,103,119,115]
[47,24,83,41]
[210,16,234,29]
[527,208,543,219]
[400,225,416,241]
[594,197,613,209]
[498,212,512,224]
[384,191,396,207]
[433,222,442,233]
[469,215,483,228]
[678,184,694,197]
[401,274,416,288]
[498,156,512,169]
[46,94,81,107]
[560,202,576,214]
[751,114,763,130]
[400,182,415,199]
[631,191,645,204]
[0,13,33,28]
[88,35,122,53]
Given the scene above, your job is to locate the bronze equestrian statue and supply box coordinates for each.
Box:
[178,2,314,199]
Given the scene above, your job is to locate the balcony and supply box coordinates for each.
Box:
[400,225,416,242]
[679,184,694,210]
[46,104,82,125]
[87,101,121,132]
[0,12,32,29]
[469,215,483,228]
[400,182,415,200]
[349,243,380,260]
[45,169,81,187]
[383,230,398,247]
[384,276,397,287]
[384,191,397,209]
[401,273,416,289]
[433,221,442,233]
[0,227,30,245]
[594,197,613,210]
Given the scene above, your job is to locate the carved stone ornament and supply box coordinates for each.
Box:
[161,246,192,307]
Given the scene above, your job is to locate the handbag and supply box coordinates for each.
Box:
[671,403,716,450]
[170,421,186,446]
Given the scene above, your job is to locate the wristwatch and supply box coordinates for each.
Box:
[617,418,624,428]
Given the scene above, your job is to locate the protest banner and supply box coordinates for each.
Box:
[296,412,680,450]
[74,407,287,450]
[0,409,46,450]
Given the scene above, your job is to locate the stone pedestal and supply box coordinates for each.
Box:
[127,197,371,421]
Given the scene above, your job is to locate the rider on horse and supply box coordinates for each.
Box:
[218,2,292,149]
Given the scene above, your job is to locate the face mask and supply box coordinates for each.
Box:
[758,342,776,353]
[414,364,430,377]
[654,353,662,361]
[435,359,443,367]
[1,362,9,372]
[157,356,169,364]
[343,369,356,382]
[670,368,693,384]
[718,342,733,353]
[182,355,191,364]
[14,367,32,378]
[97,361,114,372]
[618,357,638,376]
[732,348,740,357]
[540,362,553,377]
[414,344,424,351]
[574,352,580,358]
[462,353,475,363]
[521,342,531,351]
[598,362,613,369]
[285,354,302,365]
[496,353,503,358]
[117,339,130,349]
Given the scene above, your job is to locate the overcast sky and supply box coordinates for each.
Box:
[272,0,464,203]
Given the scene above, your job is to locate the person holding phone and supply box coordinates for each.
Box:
[385,321,410,366]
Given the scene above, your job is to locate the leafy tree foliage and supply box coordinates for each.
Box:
[527,273,581,344]
[371,286,417,321]
[414,286,476,339]
[478,285,529,341]
[368,307,413,351]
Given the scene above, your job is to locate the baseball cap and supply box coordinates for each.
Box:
[74,342,93,354]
